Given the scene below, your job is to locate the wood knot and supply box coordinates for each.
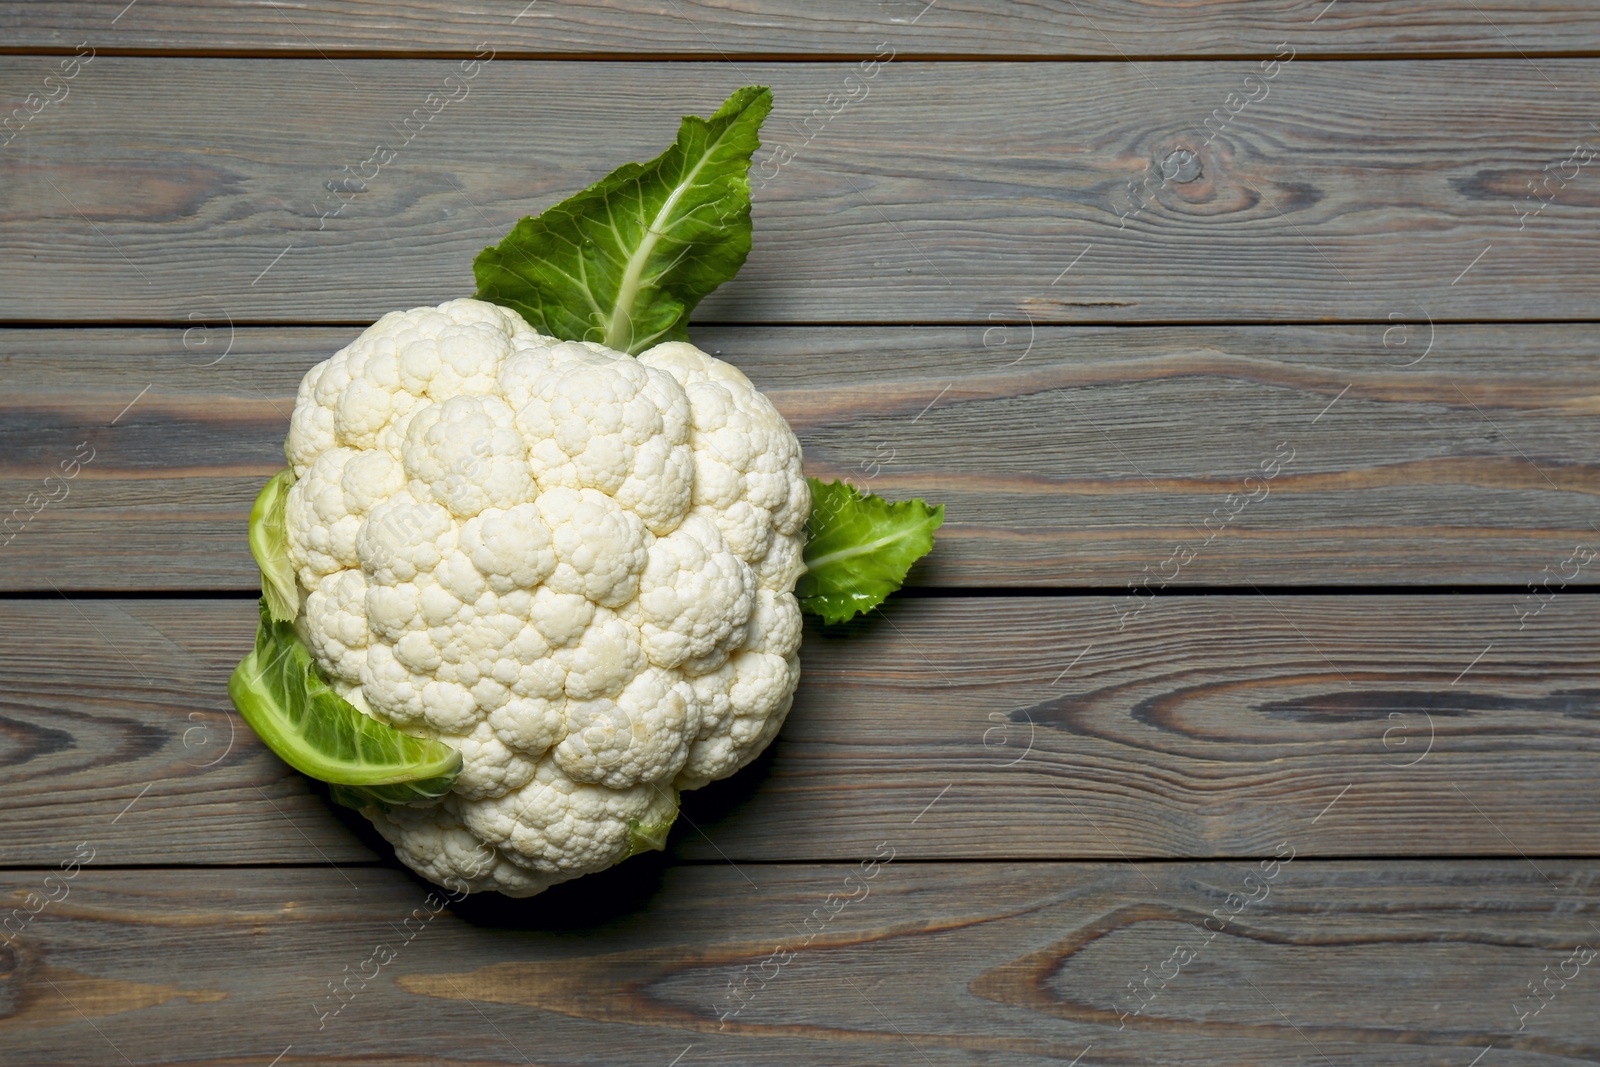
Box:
[1161,149,1202,184]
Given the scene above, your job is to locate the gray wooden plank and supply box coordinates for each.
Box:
[3,60,1600,323]
[3,324,1596,591]
[4,1,1600,56]
[3,596,1598,866]
[0,862,1596,1064]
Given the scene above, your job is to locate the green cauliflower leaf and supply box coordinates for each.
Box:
[798,478,944,625]
[474,85,772,355]
[230,600,462,811]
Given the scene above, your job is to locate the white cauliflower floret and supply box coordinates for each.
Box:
[536,486,648,608]
[677,649,800,790]
[458,504,557,592]
[403,395,534,518]
[640,341,809,566]
[635,513,755,671]
[439,721,540,801]
[282,299,808,896]
[452,760,678,878]
[298,569,370,684]
[555,667,692,788]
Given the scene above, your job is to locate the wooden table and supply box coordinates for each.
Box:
[4,3,1599,1063]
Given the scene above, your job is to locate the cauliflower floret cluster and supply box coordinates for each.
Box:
[282,299,808,897]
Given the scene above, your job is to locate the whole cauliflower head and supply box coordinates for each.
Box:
[282,299,808,897]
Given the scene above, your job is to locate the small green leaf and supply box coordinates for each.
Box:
[249,467,300,623]
[798,479,944,625]
[228,600,461,809]
[625,788,680,858]
[474,85,772,354]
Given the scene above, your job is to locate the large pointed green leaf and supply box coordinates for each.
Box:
[798,479,944,625]
[228,600,461,810]
[473,85,772,355]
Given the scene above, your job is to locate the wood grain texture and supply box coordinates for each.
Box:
[4,324,1596,591]
[1,862,1597,1064]
[2,8,1596,1064]
[6,326,1593,591]
[3,596,1598,866]
[4,60,1600,324]
[5,1,1600,56]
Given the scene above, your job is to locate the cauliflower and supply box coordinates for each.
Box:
[272,298,808,897]
[231,87,941,899]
